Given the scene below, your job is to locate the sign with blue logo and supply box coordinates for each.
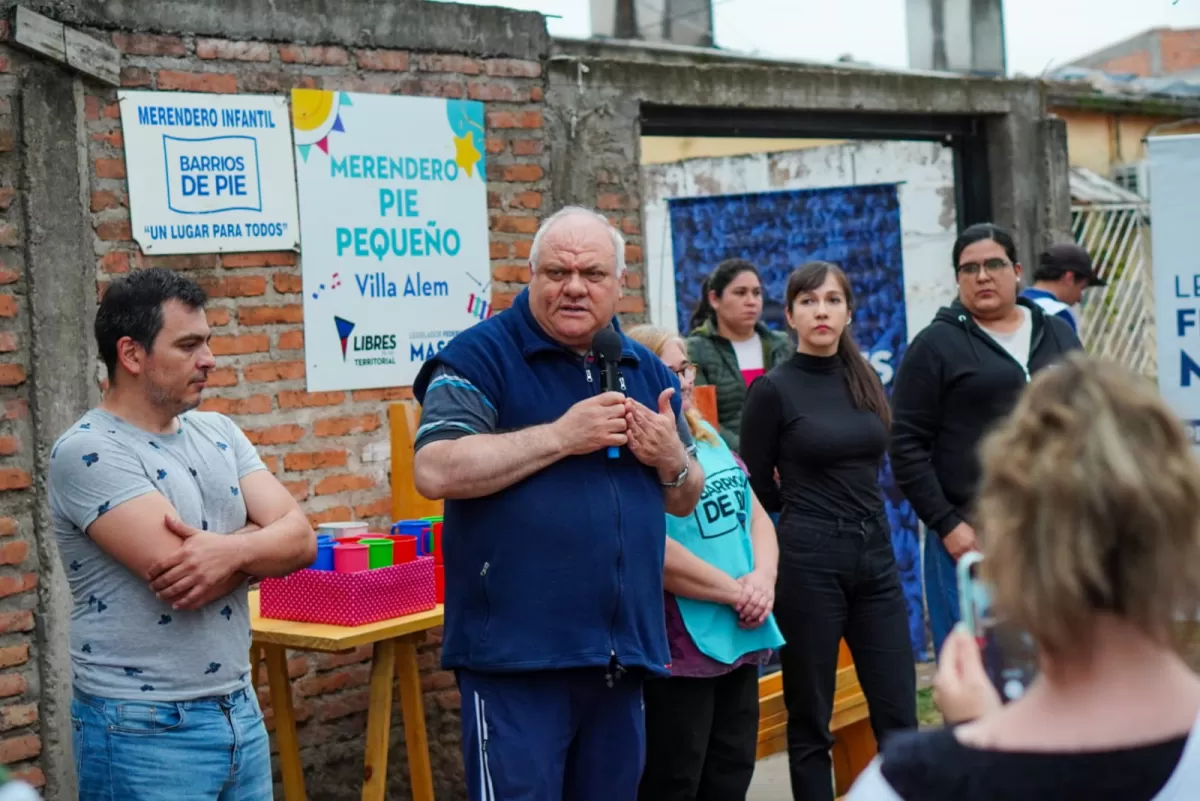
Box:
[292,90,489,391]
[118,91,299,255]
[1149,134,1200,447]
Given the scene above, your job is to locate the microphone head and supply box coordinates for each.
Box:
[591,328,624,364]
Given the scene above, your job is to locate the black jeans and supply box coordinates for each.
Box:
[774,511,917,801]
[638,664,760,801]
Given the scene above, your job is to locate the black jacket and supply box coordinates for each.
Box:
[888,297,1081,538]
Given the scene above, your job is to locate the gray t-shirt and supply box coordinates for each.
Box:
[49,408,266,701]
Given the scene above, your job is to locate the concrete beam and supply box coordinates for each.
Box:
[21,61,95,801]
[0,0,550,60]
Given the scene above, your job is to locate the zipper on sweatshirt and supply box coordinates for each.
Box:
[958,313,1032,382]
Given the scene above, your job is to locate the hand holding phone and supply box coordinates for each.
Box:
[957,552,1038,703]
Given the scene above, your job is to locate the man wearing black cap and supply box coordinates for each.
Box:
[1021,243,1107,334]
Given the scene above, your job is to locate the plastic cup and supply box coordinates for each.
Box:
[435,564,445,603]
[392,520,431,556]
[320,522,369,538]
[387,535,418,564]
[333,543,369,573]
[359,538,394,569]
[310,540,335,571]
[432,522,443,565]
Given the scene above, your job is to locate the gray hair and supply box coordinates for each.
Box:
[528,206,627,277]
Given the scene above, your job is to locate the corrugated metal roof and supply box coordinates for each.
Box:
[1069,166,1145,205]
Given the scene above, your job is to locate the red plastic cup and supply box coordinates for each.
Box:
[435,564,445,603]
[333,543,369,573]
[387,535,418,564]
[334,535,363,545]
[433,522,443,565]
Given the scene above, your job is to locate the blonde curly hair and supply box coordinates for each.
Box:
[977,353,1200,657]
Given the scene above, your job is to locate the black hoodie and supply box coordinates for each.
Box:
[888,297,1081,538]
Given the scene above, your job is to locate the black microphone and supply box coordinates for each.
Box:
[591,328,624,459]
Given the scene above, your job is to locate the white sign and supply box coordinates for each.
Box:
[292,90,490,391]
[1149,134,1200,446]
[118,90,300,254]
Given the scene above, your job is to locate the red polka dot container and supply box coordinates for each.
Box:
[259,555,437,626]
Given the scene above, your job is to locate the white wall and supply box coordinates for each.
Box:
[640,139,960,342]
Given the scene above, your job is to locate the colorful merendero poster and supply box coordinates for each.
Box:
[292,90,489,391]
[118,90,300,255]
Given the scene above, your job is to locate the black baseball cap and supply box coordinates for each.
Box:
[1040,243,1106,287]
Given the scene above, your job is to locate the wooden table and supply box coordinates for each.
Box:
[249,590,445,801]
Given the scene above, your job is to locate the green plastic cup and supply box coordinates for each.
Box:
[358,537,394,569]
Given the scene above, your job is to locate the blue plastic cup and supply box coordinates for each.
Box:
[310,540,335,571]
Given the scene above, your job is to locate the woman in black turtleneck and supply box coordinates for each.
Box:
[741,262,916,801]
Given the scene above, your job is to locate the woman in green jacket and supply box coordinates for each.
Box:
[687,259,793,451]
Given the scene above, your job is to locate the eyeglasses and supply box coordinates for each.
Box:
[672,363,697,381]
[957,258,1013,277]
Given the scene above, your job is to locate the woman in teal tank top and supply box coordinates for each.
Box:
[627,325,785,801]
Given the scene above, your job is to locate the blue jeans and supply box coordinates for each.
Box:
[923,530,960,659]
[71,687,272,801]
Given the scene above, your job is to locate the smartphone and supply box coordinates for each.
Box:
[957,552,1038,702]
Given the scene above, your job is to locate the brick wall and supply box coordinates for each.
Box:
[1095,49,1153,78]
[1161,29,1200,75]
[0,19,48,793]
[83,30,548,799]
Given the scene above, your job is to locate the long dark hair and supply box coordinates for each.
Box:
[952,223,1018,270]
[785,261,891,428]
[688,258,762,333]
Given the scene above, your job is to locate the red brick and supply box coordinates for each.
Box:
[11,767,42,788]
[487,110,542,129]
[196,38,270,62]
[198,395,272,415]
[0,520,16,538]
[314,414,380,438]
[98,252,130,276]
[421,669,457,693]
[94,159,125,181]
[492,215,539,234]
[514,239,533,259]
[0,188,14,211]
[112,33,186,56]
[84,96,100,121]
[92,129,124,149]
[210,334,269,356]
[0,703,36,731]
[434,689,461,710]
[273,273,303,294]
[0,436,13,455]
[315,645,372,670]
[0,334,15,353]
[487,191,502,209]
[278,330,304,351]
[0,296,15,319]
[95,220,131,241]
[512,139,544,156]
[280,45,348,66]
[0,611,31,634]
[0,674,25,699]
[284,450,348,472]
[314,474,374,496]
[245,424,305,446]
[468,83,529,102]
[0,468,26,491]
[492,263,531,283]
[491,291,516,311]
[512,191,543,210]
[531,86,544,101]
[0,268,16,286]
[157,71,237,93]
[90,191,123,212]
[282,480,309,501]
[206,308,231,327]
[206,367,238,387]
[120,67,151,88]
[597,193,627,211]
[0,227,15,249]
[0,543,23,570]
[244,361,305,383]
[0,645,27,669]
[625,244,643,264]
[238,305,304,326]
[625,271,644,290]
[103,103,120,119]
[0,366,25,390]
[354,497,391,519]
[417,78,464,99]
[486,58,542,78]
[621,216,641,236]
[308,506,352,527]
[278,390,344,409]
[502,164,543,182]
[618,295,645,314]
[222,252,296,269]
[356,49,410,71]
[294,664,370,697]
[350,387,413,402]
[417,54,481,74]
[485,138,505,155]
[200,276,267,298]
[0,733,39,764]
[138,254,218,271]
[490,242,510,259]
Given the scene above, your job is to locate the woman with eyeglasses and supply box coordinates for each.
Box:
[625,324,785,801]
[888,223,1081,658]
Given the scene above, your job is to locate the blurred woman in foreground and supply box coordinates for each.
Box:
[850,353,1200,800]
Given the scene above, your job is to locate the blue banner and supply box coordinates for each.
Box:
[668,183,926,658]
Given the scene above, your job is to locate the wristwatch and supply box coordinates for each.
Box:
[661,452,690,488]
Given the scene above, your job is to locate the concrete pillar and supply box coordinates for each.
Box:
[21,61,95,801]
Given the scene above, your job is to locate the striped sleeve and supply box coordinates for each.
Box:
[414,365,498,451]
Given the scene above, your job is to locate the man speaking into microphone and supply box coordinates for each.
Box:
[413,206,703,801]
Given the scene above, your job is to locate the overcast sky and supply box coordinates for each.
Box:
[435,0,1200,76]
